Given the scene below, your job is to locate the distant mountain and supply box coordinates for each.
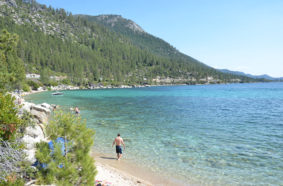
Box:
[0,0,261,85]
[78,14,204,63]
[76,14,263,84]
[77,15,177,57]
[218,69,283,81]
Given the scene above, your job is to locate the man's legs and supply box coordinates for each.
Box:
[116,146,123,160]
[117,153,122,160]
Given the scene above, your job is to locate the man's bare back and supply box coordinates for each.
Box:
[114,136,124,146]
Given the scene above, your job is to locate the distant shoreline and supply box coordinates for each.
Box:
[21,83,183,96]
[22,81,279,97]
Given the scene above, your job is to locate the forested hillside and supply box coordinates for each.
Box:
[81,14,194,60]
[0,0,259,86]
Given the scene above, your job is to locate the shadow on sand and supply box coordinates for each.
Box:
[100,156,117,160]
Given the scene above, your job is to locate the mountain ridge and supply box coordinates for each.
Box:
[77,14,226,74]
[219,69,283,81]
[0,0,261,85]
[79,14,183,58]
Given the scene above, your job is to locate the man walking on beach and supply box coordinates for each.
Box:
[112,133,125,160]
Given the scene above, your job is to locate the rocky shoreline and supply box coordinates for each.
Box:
[13,82,186,165]
[20,83,188,97]
[49,84,163,91]
[11,93,153,186]
[12,93,55,164]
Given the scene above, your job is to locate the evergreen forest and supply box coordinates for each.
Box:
[0,0,263,88]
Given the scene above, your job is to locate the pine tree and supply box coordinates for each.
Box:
[35,111,97,185]
[40,68,50,86]
[0,29,25,92]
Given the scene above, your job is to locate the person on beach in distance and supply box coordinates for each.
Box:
[17,97,22,105]
[112,133,125,160]
[75,106,80,114]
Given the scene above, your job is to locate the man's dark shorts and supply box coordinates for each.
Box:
[116,145,122,154]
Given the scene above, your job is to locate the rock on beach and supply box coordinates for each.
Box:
[19,100,53,163]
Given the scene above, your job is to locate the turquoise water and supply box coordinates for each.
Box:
[26,83,283,185]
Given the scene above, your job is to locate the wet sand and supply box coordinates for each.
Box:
[91,150,188,186]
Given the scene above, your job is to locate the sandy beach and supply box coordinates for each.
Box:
[92,151,187,186]
[95,162,151,186]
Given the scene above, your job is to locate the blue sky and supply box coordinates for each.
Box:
[37,0,283,77]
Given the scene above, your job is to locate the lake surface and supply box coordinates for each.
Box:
[26,83,283,185]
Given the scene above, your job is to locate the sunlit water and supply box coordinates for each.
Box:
[26,83,283,185]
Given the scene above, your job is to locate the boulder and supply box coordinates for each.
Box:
[25,125,44,139]
[21,102,35,112]
[37,123,46,137]
[41,103,52,110]
[21,125,46,163]
[31,104,51,115]
[32,118,40,125]
[29,104,51,124]
[21,135,40,150]
[30,109,49,124]
[23,148,36,163]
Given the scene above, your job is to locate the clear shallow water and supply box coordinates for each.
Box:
[26,83,283,185]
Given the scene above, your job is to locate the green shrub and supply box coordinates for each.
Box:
[61,79,71,85]
[22,84,30,92]
[49,81,58,87]
[0,93,22,141]
[37,81,43,87]
[0,173,25,186]
[27,80,39,90]
[110,81,121,87]
[35,111,97,185]
[18,110,35,135]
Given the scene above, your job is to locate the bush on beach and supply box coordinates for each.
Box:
[22,84,30,92]
[0,94,36,185]
[0,93,22,141]
[35,111,97,185]
[27,80,40,91]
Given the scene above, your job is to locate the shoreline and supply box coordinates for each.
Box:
[95,162,149,186]
[91,149,187,186]
[21,93,182,186]
[21,81,274,98]
[17,82,283,186]
[21,83,187,98]
[91,150,188,186]
[20,82,267,186]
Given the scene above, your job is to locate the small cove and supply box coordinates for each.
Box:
[26,83,283,185]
